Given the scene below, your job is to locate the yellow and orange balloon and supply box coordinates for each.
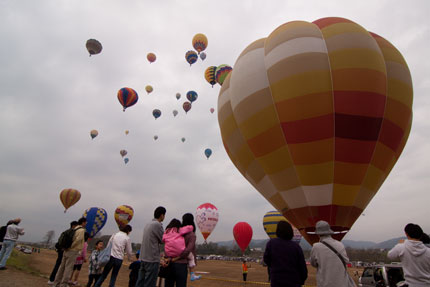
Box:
[60,188,81,213]
[217,17,413,244]
[192,33,208,54]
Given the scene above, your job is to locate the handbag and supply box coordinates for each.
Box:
[321,241,357,287]
[98,234,114,267]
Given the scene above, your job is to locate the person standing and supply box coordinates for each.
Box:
[94,224,133,287]
[53,217,87,287]
[86,240,104,287]
[310,220,354,287]
[0,218,25,270]
[128,251,141,287]
[70,232,90,285]
[388,223,430,287]
[242,260,249,282]
[135,206,166,287]
[0,220,13,252]
[263,221,308,287]
[48,221,78,285]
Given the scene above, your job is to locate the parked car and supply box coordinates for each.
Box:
[359,264,405,287]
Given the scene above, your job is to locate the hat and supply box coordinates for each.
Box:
[315,220,334,235]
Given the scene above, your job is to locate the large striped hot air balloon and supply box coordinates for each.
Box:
[205,66,217,87]
[60,189,81,213]
[196,203,219,241]
[215,64,232,86]
[218,17,413,244]
[114,205,134,228]
[263,211,302,243]
[192,33,208,54]
[117,87,138,111]
[83,207,107,238]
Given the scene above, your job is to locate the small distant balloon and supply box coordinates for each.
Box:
[90,130,98,139]
[125,130,129,135]
[154,135,158,140]
[215,64,233,86]
[117,87,138,111]
[181,137,186,143]
[147,53,156,63]
[176,93,181,100]
[186,91,198,103]
[124,158,129,164]
[145,85,153,94]
[205,66,217,87]
[204,148,212,159]
[200,52,206,61]
[183,102,192,113]
[60,188,81,213]
[192,33,208,54]
[185,50,198,66]
[153,109,161,119]
[86,39,102,56]
[173,110,178,117]
[210,108,215,114]
[120,149,127,157]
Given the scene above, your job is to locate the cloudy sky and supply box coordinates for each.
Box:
[1,0,429,246]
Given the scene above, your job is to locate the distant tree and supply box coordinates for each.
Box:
[43,230,55,248]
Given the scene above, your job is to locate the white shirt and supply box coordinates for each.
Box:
[109,231,132,260]
[4,224,25,241]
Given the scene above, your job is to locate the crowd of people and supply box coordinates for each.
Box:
[1,211,430,287]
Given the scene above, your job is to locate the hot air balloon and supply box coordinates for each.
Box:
[204,148,212,159]
[183,102,192,113]
[145,85,153,94]
[173,110,178,117]
[176,93,181,100]
[181,137,186,143]
[192,33,208,54]
[125,130,129,135]
[120,149,127,157]
[117,87,138,111]
[215,64,233,86]
[185,50,198,66]
[86,39,102,56]
[217,17,413,244]
[205,66,217,87]
[124,158,129,164]
[83,207,107,238]
[233,222,253,253]
[186,91,198,103]
[60,188,81,213]
[200,52,207,61]
[90,130,98,139]
[154,135,158,140]
[210,108,215,114]
[263,211,302,243]
[196,203,219,241]
[153,109,161,119]
[114,205,134,228]
[147,53,156,63]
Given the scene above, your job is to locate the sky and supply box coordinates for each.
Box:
[0,0,429,246]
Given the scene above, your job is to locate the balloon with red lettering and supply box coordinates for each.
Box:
[196,203,219,241]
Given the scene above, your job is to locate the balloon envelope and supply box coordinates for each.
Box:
[124,158,129,164]
[186,91,198,103]
[217,17,413,244]
[153,109,161,119]
[83,207,107,238]
[86,39,102,56]
[117,87,138,111]
[185,50,198,66]
[192,33,208,54]
[60,188,81,212]
[204,148,212,159]
[196,203,219,241]
[183,102,192,113]
[215,64,232,86]
[120,149,127,157]
[154,135,158,140]
[233,222,253,253]
[125,130,129,135]
[210,108,215,114]
[90,130,98,139]
[181,137,186,143]
[205,66,217,87]
[176,93,181,100]
[114,205,134,228]
[200,52,207,61]
[147,53,156,63]
[145,85,153,94]
[173,110,178,117]
[263,211,302,243]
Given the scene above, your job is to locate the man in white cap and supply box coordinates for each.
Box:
[310,220,355,287]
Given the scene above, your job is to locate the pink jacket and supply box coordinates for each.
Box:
[75,242,88,265]
[162,225,193,257]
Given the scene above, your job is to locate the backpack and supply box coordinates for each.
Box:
[56,227,82,250]
[0,226,7,242]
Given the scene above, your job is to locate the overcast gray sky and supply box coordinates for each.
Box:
[0,0,429,245]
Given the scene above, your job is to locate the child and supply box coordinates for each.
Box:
[70,232,90,286]
[128,250,140,287]
[86,240,104,287]
[242,260,250,282]
[162,218,201,281]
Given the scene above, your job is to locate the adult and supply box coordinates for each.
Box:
[164,213,196,287]
[388,223,430,287]
[48,221,78,285]
[310,220,354,287]
[94,224,133,287]
[53,217,87,287]
[0,218,25,270]
[263,221,308,287]
[0,220,13,252]
[135,206,166,287]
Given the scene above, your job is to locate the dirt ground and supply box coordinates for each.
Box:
[1,249,362,286]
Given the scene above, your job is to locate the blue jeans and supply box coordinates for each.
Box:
[135,261,159,287]
[164,263,188,287]
[94,256,123,287]
[0,240,15,267]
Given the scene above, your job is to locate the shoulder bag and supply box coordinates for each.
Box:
[98,233,115,267]
[321,241,357,287]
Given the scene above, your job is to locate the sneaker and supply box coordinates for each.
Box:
[47,281,54,285]
[190,274,201,281]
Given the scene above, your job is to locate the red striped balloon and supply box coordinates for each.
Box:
[233,222,253,253]
[117,87,138,111]
[60,188,81,213]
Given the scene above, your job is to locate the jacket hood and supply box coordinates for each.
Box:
[405,239,427,256]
